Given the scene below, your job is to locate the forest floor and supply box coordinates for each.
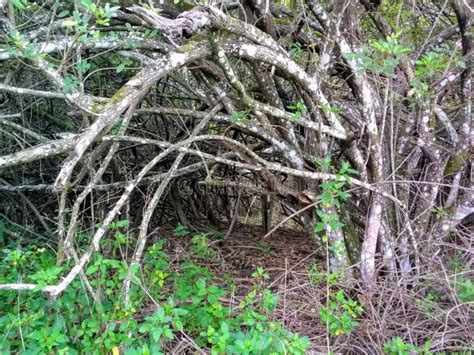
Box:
[136,222,473,354]
[143,224,364,353]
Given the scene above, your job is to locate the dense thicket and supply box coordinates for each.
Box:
[0,0,472,353]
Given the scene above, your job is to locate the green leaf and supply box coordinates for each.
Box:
[139,323,151,333]
[163,327,173,340]
[58,10,70,18]
[116,63,126,73]
[151,328,163,342]
[220,321,229,334]
[115,220,129,228]
[231,111,247,124]
[173,308,188,316]
[195,278,206,290]
[62,75,81,93]
[75,60,91,74]
[314,222,325,233]
[173,319,183,331]
[86,264,98,275]
[208,294,218,304]
[11,0,27,10]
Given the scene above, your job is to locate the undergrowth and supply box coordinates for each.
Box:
[0,232,309,354]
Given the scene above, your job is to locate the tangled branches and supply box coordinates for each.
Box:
[0,0,472,332]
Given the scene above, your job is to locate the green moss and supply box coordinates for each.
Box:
[211,179,227,187]
[429,114,437,129]
[109,88,126,105]
[91,101,105,112]
[274,18,293,25]
[342,216,361,264]
[180,34,208,51]
[444,154,467,177]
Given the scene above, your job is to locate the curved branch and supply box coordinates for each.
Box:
[54,37,212,190]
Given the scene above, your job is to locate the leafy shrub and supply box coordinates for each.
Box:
[319,289,363,337]
[454,277,474,303]
[384,337,432,355]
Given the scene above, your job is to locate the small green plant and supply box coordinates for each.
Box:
[289,41,304,58]
[62,75,81,93]
[447,252,468,272]
[200,266,308,354]
[309,263,325,285]
[144,241,169,292]
[80,0,120,27]
[416,288,443,315]
[191,233,215,258]
[29,321,69,353]
[287,101,306,122]
[384,337,432,355]
[143,28,161,39]
[454,277,474,303]
[415,44,462,78]
[62,9,90,37]
[116,58,135,73]
[345,32,412,77]
[7,30,46,61]
[60,1,119,42]
[74,60,91,74]
[109,117,125,135]
[319,289,363,337]
[415,51,447,78]
[408,45,457,101]
[432,206,447,220]
[29,265,64,290]
[253,240,273,256]
[230,110,249,125]
[173,223,190,237]
[426,290,441,303]
[138,306,177,350]
[319,103,342,116]
[310,160,361,337]
[98,219,129,257]
[251,266,270,283]
[313,161,355,235]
